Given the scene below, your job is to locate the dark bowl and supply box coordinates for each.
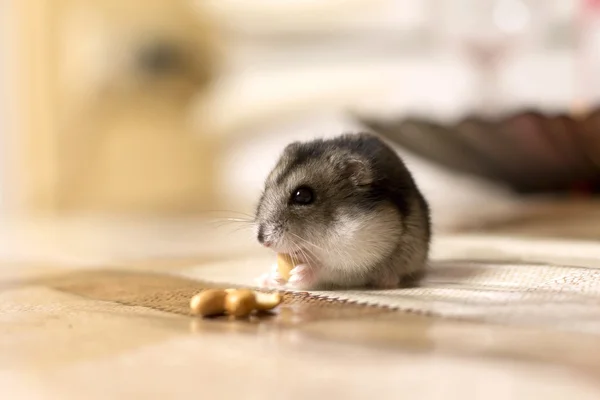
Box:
[355,108,600,195]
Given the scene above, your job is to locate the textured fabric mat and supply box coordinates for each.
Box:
[172,236,600,333]
[42,269,382,319]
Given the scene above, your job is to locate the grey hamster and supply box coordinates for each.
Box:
[254,132,431,290]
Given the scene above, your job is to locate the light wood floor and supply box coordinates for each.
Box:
[2,200,600,399]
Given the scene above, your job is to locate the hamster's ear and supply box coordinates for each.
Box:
[283,141,302,154]
[345,156,373,187]
[329,152,372,186]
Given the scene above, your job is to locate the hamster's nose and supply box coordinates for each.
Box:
[257,225,271,247]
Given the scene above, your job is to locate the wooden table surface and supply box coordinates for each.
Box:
[2,200,600,399]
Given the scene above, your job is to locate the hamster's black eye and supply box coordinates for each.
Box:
[291,186,314,205]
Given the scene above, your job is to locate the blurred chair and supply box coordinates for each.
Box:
[15,0,220,215]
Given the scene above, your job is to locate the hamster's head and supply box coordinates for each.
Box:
[254,136,401,264]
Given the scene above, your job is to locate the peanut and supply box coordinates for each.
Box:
[224,289,257,318]
[254,291,282,311]
[190,289,227,317]
[190,288,283,319]
[276,253,294,281]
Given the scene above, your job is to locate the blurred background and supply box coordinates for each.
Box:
[1,0,599,263]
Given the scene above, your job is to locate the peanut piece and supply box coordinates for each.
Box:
[254,291,282,311]
[276,253,294,281]
[190,289,227,317]
[224,289,257,318]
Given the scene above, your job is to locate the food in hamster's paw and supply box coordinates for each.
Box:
[255,263,286,288]
[189,289,228,317]
[276,253,295,281]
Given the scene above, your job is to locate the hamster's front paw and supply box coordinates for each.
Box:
[256,263,286,288]
[286,264,317,290]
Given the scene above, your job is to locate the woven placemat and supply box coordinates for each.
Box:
[170,236,600,333]
[39,235,600,333]
[40,269,390,327]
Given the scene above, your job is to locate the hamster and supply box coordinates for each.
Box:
[254,132,431,290]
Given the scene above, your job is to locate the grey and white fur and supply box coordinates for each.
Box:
[254,132,431,290]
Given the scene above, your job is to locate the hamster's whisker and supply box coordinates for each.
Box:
[202,210,256,219]
[288,247,301,267]
[292,232,348,270]
[295,245,315,266]
[288,232,325,251]
[207,218,254,227]
[294,244,317,267]
[287,240,311,265]
[287,233,322,266]
[205,209,254,216]
[207,217,255,236]
[297,242,320,267]
[209,223,252,232]
[219,224,253,236]
[301,247,320,267]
